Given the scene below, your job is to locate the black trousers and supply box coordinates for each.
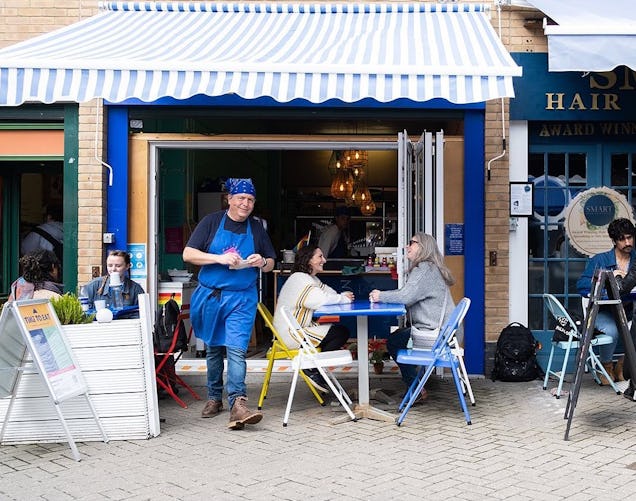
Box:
[317,324,350,352]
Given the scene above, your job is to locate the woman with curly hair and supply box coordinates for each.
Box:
[273,244,353,392]
[8,249,63,301]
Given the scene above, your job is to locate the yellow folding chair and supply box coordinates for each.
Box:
[256,302,325,409]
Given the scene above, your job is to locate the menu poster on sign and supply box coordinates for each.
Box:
[15,301,87,404]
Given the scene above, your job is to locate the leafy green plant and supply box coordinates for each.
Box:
[50,293,95,325]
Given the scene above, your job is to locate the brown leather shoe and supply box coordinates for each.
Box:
[228,396,263,430]
[615,357,625,382]
[599,362,615,386]
[201,399,223,418]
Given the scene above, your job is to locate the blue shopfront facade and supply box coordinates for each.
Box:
[510,52,636,370]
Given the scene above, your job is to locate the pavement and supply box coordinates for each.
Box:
[2,370,636,500]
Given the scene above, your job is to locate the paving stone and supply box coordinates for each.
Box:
[3,375,636,499]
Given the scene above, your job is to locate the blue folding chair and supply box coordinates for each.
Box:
[396,298,472,427]
[542,293,620,398]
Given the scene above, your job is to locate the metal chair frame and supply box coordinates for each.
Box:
[396,298,472,426]
[154,306,202,408]
[542,293,620,398]
[278,307,356,426]
[256,302,325,409]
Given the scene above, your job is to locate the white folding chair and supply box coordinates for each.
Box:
[543,293,620,398]
[278,307,357,426]
[450,337,476,406]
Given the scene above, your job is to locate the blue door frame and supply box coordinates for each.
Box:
[105,96,487,374]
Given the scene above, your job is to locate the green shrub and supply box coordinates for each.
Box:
[50,293,95,325]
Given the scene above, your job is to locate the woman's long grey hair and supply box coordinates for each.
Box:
[409,232,455,286]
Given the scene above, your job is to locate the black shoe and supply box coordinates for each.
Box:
[306,371,329,393]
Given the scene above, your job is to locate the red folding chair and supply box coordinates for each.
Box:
[155,306,202,408]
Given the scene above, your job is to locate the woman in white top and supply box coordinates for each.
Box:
[273,245,354,391]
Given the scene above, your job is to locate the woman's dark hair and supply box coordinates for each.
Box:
[291,245,318,274]
[20,249,60,285]
[608,218,635,242]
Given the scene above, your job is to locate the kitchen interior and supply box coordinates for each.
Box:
[156,146,401,354]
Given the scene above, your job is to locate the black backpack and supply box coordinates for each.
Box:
[491,322,543,382]
[154,298,188,353]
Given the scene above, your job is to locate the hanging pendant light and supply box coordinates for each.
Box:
[331,170,346,199]
[327,151,343,176]
[360,199,376,216]
[343,170,354,200]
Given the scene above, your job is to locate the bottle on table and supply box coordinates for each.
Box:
[78,286,90,312]
[109,272,124,310]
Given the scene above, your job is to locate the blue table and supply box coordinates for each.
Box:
[314,300,406,422]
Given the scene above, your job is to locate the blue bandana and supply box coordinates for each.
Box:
[226,178,256,196]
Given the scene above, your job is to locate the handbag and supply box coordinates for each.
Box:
[410,293,448,349]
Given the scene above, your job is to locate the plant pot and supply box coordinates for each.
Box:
[373,362,384,374]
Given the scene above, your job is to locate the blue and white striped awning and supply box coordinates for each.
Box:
[0,2,522,106]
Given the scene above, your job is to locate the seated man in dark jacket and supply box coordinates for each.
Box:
[577,218,636,384]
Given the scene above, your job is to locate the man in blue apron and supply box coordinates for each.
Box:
[184,178,275,429]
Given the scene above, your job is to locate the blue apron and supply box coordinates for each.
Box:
[190,213,258,350]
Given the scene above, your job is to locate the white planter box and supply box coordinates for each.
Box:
[0,301,159,444]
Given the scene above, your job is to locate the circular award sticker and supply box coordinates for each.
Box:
[564,187,634,257]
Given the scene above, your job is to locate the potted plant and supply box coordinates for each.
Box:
[50,293,95,325]
[368,338,387,374]
[347,341,358,360]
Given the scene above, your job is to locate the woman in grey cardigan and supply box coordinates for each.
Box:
[369,232,455,402]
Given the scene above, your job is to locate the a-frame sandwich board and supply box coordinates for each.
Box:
[564,269,636,440]
[0,299,108,461]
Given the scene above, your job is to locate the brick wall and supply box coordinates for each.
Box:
[1,1,105,285]
[482,5,547,373]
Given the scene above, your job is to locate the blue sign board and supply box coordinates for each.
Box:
[127,243,147,279]
[510,53,636,122]
[445,224,464,256]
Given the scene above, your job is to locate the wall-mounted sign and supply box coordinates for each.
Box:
[510,182,533,217]
[510,53,636,122]
[564,187,634,256]
[445,224,464,256]
[127,243,146,279]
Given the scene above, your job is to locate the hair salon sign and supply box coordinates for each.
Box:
[564,187,635,257]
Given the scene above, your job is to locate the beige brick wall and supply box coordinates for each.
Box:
[78,100,108,285]
[0,1,98,48]
[483,6,547,343]
[1,1,106,285]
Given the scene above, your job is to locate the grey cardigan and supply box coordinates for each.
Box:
[377,260,459,341]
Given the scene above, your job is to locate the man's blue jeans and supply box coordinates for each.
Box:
[595,309,624,363]
[206,345,247,409]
